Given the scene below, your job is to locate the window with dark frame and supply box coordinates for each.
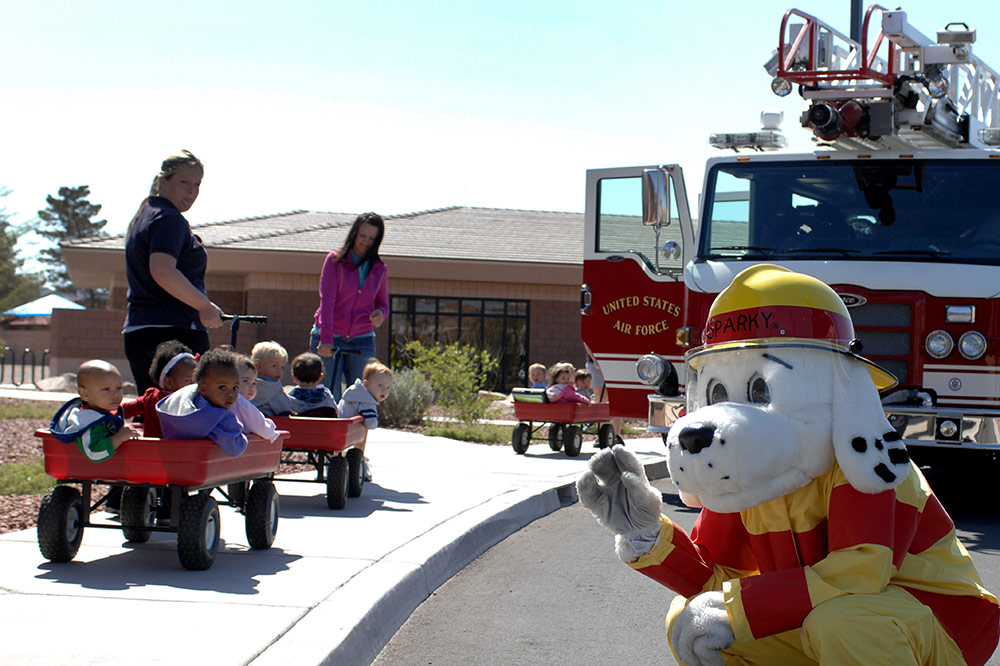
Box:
[389,295,530,392]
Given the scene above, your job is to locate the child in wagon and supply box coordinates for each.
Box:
[156,348,248,456]
[546,361,591,405]
[50,360,141,462]
[337,360,393,481]
[121,340,197,438]
[233,353,279,441]
[287,351,338,417]
[250,340,293,417]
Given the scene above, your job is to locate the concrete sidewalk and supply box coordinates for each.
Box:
[0,393,668,666]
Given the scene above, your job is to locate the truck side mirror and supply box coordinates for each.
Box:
[642,168,671,226]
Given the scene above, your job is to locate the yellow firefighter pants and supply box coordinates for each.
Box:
[665,585,966,665]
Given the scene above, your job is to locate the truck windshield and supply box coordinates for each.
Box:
[702,159,1000,265]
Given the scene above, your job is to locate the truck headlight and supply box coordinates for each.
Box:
[637,354,667,385]
[926,330,954,359]
[958,331,987,360]
[636,354,680,397]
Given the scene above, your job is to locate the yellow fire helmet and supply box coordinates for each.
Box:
[686,264,898,391]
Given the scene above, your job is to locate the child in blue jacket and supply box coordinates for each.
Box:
[156,348,248,457]
[50,360,141,462]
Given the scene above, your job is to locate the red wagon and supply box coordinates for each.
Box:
[510,389,616,456]
[268,415,368,509]
[35,429,287,570]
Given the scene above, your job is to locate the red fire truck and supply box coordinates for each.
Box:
[581,5,1000,462]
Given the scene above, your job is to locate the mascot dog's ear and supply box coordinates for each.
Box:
[832,360,910,494]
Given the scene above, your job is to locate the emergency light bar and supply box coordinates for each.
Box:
[709,131,788,151]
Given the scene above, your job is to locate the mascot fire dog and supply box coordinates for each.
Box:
[579,265,999,665]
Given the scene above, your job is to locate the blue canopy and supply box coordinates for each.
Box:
[4,294,85,317]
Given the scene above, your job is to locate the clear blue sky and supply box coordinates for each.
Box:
[3,1,999,258]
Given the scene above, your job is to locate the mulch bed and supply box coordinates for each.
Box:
[0,411,50,535]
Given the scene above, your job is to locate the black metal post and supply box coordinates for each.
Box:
[850,0,863,43]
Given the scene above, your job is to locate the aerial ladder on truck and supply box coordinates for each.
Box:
[761,4,1000,151]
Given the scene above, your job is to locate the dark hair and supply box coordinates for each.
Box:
[291,352,324,384]
[194,347,240,383]
[148,340,196,386]
[337,212,385,265]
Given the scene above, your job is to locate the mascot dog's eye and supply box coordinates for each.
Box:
[748,375,770,404]
[707,380,729,405]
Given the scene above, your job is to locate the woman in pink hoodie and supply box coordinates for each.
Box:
[309,212,389,402]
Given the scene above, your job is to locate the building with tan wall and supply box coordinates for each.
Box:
[60,206,585,391]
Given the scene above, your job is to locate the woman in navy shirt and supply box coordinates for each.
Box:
[123,150,224,394]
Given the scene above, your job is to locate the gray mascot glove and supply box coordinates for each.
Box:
[670,591,735,666]
[577,446,663,561]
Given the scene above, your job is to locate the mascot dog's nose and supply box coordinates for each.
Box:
[678,423,716,454]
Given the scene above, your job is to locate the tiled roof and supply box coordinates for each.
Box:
[66,206,584,265]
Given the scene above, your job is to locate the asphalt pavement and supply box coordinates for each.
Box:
[0,386,669,666]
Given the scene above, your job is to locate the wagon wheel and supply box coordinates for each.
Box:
[37,485,84,563]
[562,426,583,457]
[547,423,564,451]
[511,423,530,454]
[245,480,279,549]
[121,485,157,543]
[346,448,365,498]
[597,423,616,450]
[327,456,349,509]
[177,492,220,570]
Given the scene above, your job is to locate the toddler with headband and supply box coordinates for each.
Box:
[121,340,198,437]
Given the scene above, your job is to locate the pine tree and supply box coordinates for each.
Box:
[0,188,42,312]
[35,185,108,307]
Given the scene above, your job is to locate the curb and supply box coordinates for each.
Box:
[251,456,669,666]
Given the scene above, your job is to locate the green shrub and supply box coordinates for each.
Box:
[379,367,434,426]
[404,340,499,423]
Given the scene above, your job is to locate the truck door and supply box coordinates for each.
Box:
[581,165,694,418]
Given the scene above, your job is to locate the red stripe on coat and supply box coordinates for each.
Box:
[638,532,716,598]
[902,586,1000,666]
[639,511,757,597]
[910,494,955,554]
[747,520,830,572]
[692,510,757,571]
[828,483,895,552]
[742,568,813,638]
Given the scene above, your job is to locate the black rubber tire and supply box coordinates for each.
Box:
[227,482,248,508]
[511,423,530,454]
[563,426,583,457]
[121,485,156,543]
[547,423,564,451]
[177,493,220,571]
[326,456,349,509]
[37,485,84,562]
[245,480,279,550]
[346,448,365,498]
[597,423,616,450]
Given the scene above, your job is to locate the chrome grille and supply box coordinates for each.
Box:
[847,302,911,384]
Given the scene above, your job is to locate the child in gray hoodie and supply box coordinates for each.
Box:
[336,360,392,480]
[249,341,293,417]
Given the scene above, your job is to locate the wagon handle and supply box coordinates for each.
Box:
[220,314,269,347]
